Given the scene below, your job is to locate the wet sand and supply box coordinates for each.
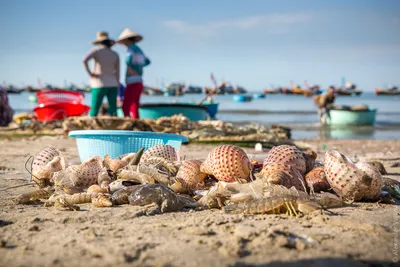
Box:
[0,136,399,267]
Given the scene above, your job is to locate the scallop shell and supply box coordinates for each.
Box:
[103,153,136,172]
[304,167,331,192]
[200,145,252,182]
[140,145,180,163]
[260,163,306,191]
[175,160,207,190]
[324,151,382,201]
[263,145,307,174]
[32,147,66,180]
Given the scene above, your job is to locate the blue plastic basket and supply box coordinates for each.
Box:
[68,130,189,162]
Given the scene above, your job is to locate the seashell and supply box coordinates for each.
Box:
[324,151,383,201]
[304,167,331,192]
[32,147,65,177]
[171,160,207,192]
[111,187,138,205]
[87,185,108,194]
[367,161,387,175]
[200,145,251,182]
[52,156,103,188]
[140,144,180,163]
[354,161,383,200]
[303,149,317,174]
[109,180,139,193]
[91,193,113,207]
[103,153,136,172]
[262,145,307,174]
[260,163,306,191]
[97,167,114,188]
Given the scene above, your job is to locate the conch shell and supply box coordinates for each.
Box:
[324,151,383,201]
[32,147,66,186]
[260,163,307,191]
[103,153,136,172]
[200,145,251,182]
[140,144,180,163]
[170,160,207,192]
[304,167,331,192]
[263,145,307,174]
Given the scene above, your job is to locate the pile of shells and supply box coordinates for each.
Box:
[14,143,398,215]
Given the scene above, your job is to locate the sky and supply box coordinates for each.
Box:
[0,0,399,91]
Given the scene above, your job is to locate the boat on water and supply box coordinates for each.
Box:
[233,95,253,102]
[326,107,376,126]
[335,88,363,96]
[375,87,400,95]
[139,103,210,121]
[263,88,280,94]
[253,93,266,99]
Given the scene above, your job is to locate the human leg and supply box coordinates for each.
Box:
[105,87,118,116]
[90,88,106,116]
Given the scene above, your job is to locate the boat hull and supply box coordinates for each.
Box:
[233,95,252,102]
[139,103,209,121]
[327,109,376,126]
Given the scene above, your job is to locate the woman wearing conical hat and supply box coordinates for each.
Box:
[83,32,120,116]
[116,28,151,118]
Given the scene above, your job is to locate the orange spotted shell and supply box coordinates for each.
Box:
[141,144,180,163]
[261,163,306,191]
[263,145,307,174]
[176,160,207,190]
[200,145,251,182]
[304,167,331,192]
[324,151,382,201]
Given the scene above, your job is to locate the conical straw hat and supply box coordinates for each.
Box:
[116,28,143,43]
[92,31,115,45]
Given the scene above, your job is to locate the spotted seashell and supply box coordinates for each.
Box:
[200,145,251,182]
[140,145,180,163]
[103,153,136,172]
[355,161,383,200]
[324,151,382,201]
[260,163,306,191]
[304,167,331,192]
[175,160,207,190]
[263,145,307,174]
[32,147,65,180]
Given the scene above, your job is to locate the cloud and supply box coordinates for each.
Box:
[162,12,314,37]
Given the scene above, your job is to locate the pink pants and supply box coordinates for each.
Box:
[122,82,143,118]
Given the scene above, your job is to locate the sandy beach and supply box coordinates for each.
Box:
[0,136,399,267]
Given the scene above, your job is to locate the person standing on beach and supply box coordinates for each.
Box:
[116,28,151,118]
[314,86,336,124]
[83,32,120,116]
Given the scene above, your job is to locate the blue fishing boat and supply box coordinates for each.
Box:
[200,102,219,118]
[233,95,252,102]
[139,103,209,121]
[327,109,377,125]
[253,93,266,99]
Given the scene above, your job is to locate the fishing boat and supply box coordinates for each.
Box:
[233,95,253,102]
[139,103,209,121]
[253,93,266,99]
[199,102,219,118]
[263,88,280,94]
[326,108,376,126]
[375,88,400,95]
